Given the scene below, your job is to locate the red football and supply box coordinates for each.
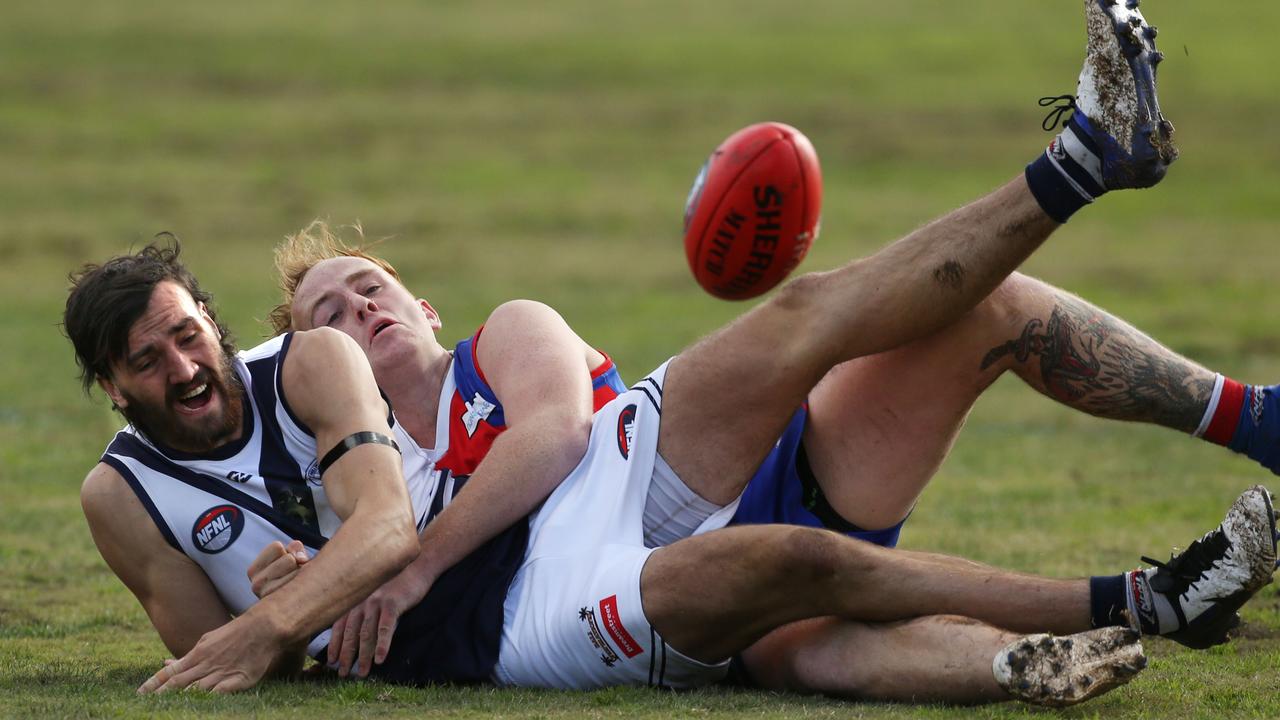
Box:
[682,122,822,300]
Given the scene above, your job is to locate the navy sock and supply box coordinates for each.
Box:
[1025,114,1108,223]
[1089,574,1130,629]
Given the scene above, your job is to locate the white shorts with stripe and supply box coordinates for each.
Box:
[493,361,732,689]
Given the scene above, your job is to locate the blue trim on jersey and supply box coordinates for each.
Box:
[246,347,322,536]
[105,433,330,550]
[101,455,183,553]
[730,408,906,549]
[452,336,506,428]
[273,333,315,438]
[593,365,626,396]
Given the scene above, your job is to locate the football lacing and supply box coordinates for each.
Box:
[1038,95,1078,132]
[1140,529,1234,600]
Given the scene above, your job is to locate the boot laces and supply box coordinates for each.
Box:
[1140,529,1232,598]
[1039,94,1077,132]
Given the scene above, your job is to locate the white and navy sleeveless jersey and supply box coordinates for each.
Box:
[99,333,435,657]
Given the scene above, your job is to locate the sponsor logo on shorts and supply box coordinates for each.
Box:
[191,505,244,554]
[1129,571,1157,630]
[579,606,620,667]
[599,595,643,659]
[617,404,637,459]
[225,470,252,484]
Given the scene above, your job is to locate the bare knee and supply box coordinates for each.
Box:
[772,269,836,311]
[980,271,1035,317]
[767,271,847,363]
[773,527,879,587]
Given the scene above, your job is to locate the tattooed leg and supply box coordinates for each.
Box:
[981,288,1214,433]
[803,272,1215,531]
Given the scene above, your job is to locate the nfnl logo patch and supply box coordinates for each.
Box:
[191,505,244,554]
[616,404,637,459]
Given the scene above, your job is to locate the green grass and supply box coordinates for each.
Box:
[2,0,1279,717]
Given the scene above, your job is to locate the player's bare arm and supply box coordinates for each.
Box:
[139,327,419,693]
[81,463,233,657]
[324,299,602,677]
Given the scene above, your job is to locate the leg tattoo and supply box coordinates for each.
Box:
[981,295,1213,432]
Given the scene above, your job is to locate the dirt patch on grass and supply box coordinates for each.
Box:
[1228,620,1280,641]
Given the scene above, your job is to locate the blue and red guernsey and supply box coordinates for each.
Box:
[435,326,626,479]
[369,327,626,686]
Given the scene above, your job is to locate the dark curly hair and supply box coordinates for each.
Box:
[63,237,236,394]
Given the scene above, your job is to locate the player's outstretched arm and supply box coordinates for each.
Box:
[327,299,600,677]
[138,328,419,693]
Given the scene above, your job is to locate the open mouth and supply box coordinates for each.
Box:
[176,383,213,411]
[371,320,396,340]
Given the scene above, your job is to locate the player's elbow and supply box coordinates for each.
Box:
[383,516,421,573]
[543,411,593,472]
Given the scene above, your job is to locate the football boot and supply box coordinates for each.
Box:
[993,627,1146,707]
[1132,485,1278,648]
[1039,0,1177,191]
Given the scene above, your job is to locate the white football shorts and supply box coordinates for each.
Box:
[492,360,733,689]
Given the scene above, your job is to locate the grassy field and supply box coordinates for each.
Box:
[2,0,1279,717]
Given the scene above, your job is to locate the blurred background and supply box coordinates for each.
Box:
[2,1,1277,716]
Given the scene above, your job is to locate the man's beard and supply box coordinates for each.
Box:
[120,349,245,453]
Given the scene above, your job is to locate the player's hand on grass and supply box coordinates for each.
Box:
[248,539,310,599]
[137,613,282,694]
[328,567,434,678]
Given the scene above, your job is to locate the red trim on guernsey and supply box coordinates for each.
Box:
[469,325,489,385]
[590,351,614,380]
[438,326,621,477]
[592,383,619,409]
[1205,378,1246,445]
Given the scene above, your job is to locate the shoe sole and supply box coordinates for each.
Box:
[1227,485,1278,591]
[1079,0,1177,185]
[994,627,1146,707]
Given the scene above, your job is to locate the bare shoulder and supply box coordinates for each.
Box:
[281,328,375,400]
[281,328,387,435]
[482,300,588,354]
[81,462,138,523]
[79,468,231,654]
[484,299,567,338]
[478,301,601,411]
[285,326,366,376]
[80,462,188,579]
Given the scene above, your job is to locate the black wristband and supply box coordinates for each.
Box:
[317,431,400,476]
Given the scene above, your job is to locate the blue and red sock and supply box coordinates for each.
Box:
[1195,376,1280,474]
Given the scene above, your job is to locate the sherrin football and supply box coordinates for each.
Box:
[682,122,822,300]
